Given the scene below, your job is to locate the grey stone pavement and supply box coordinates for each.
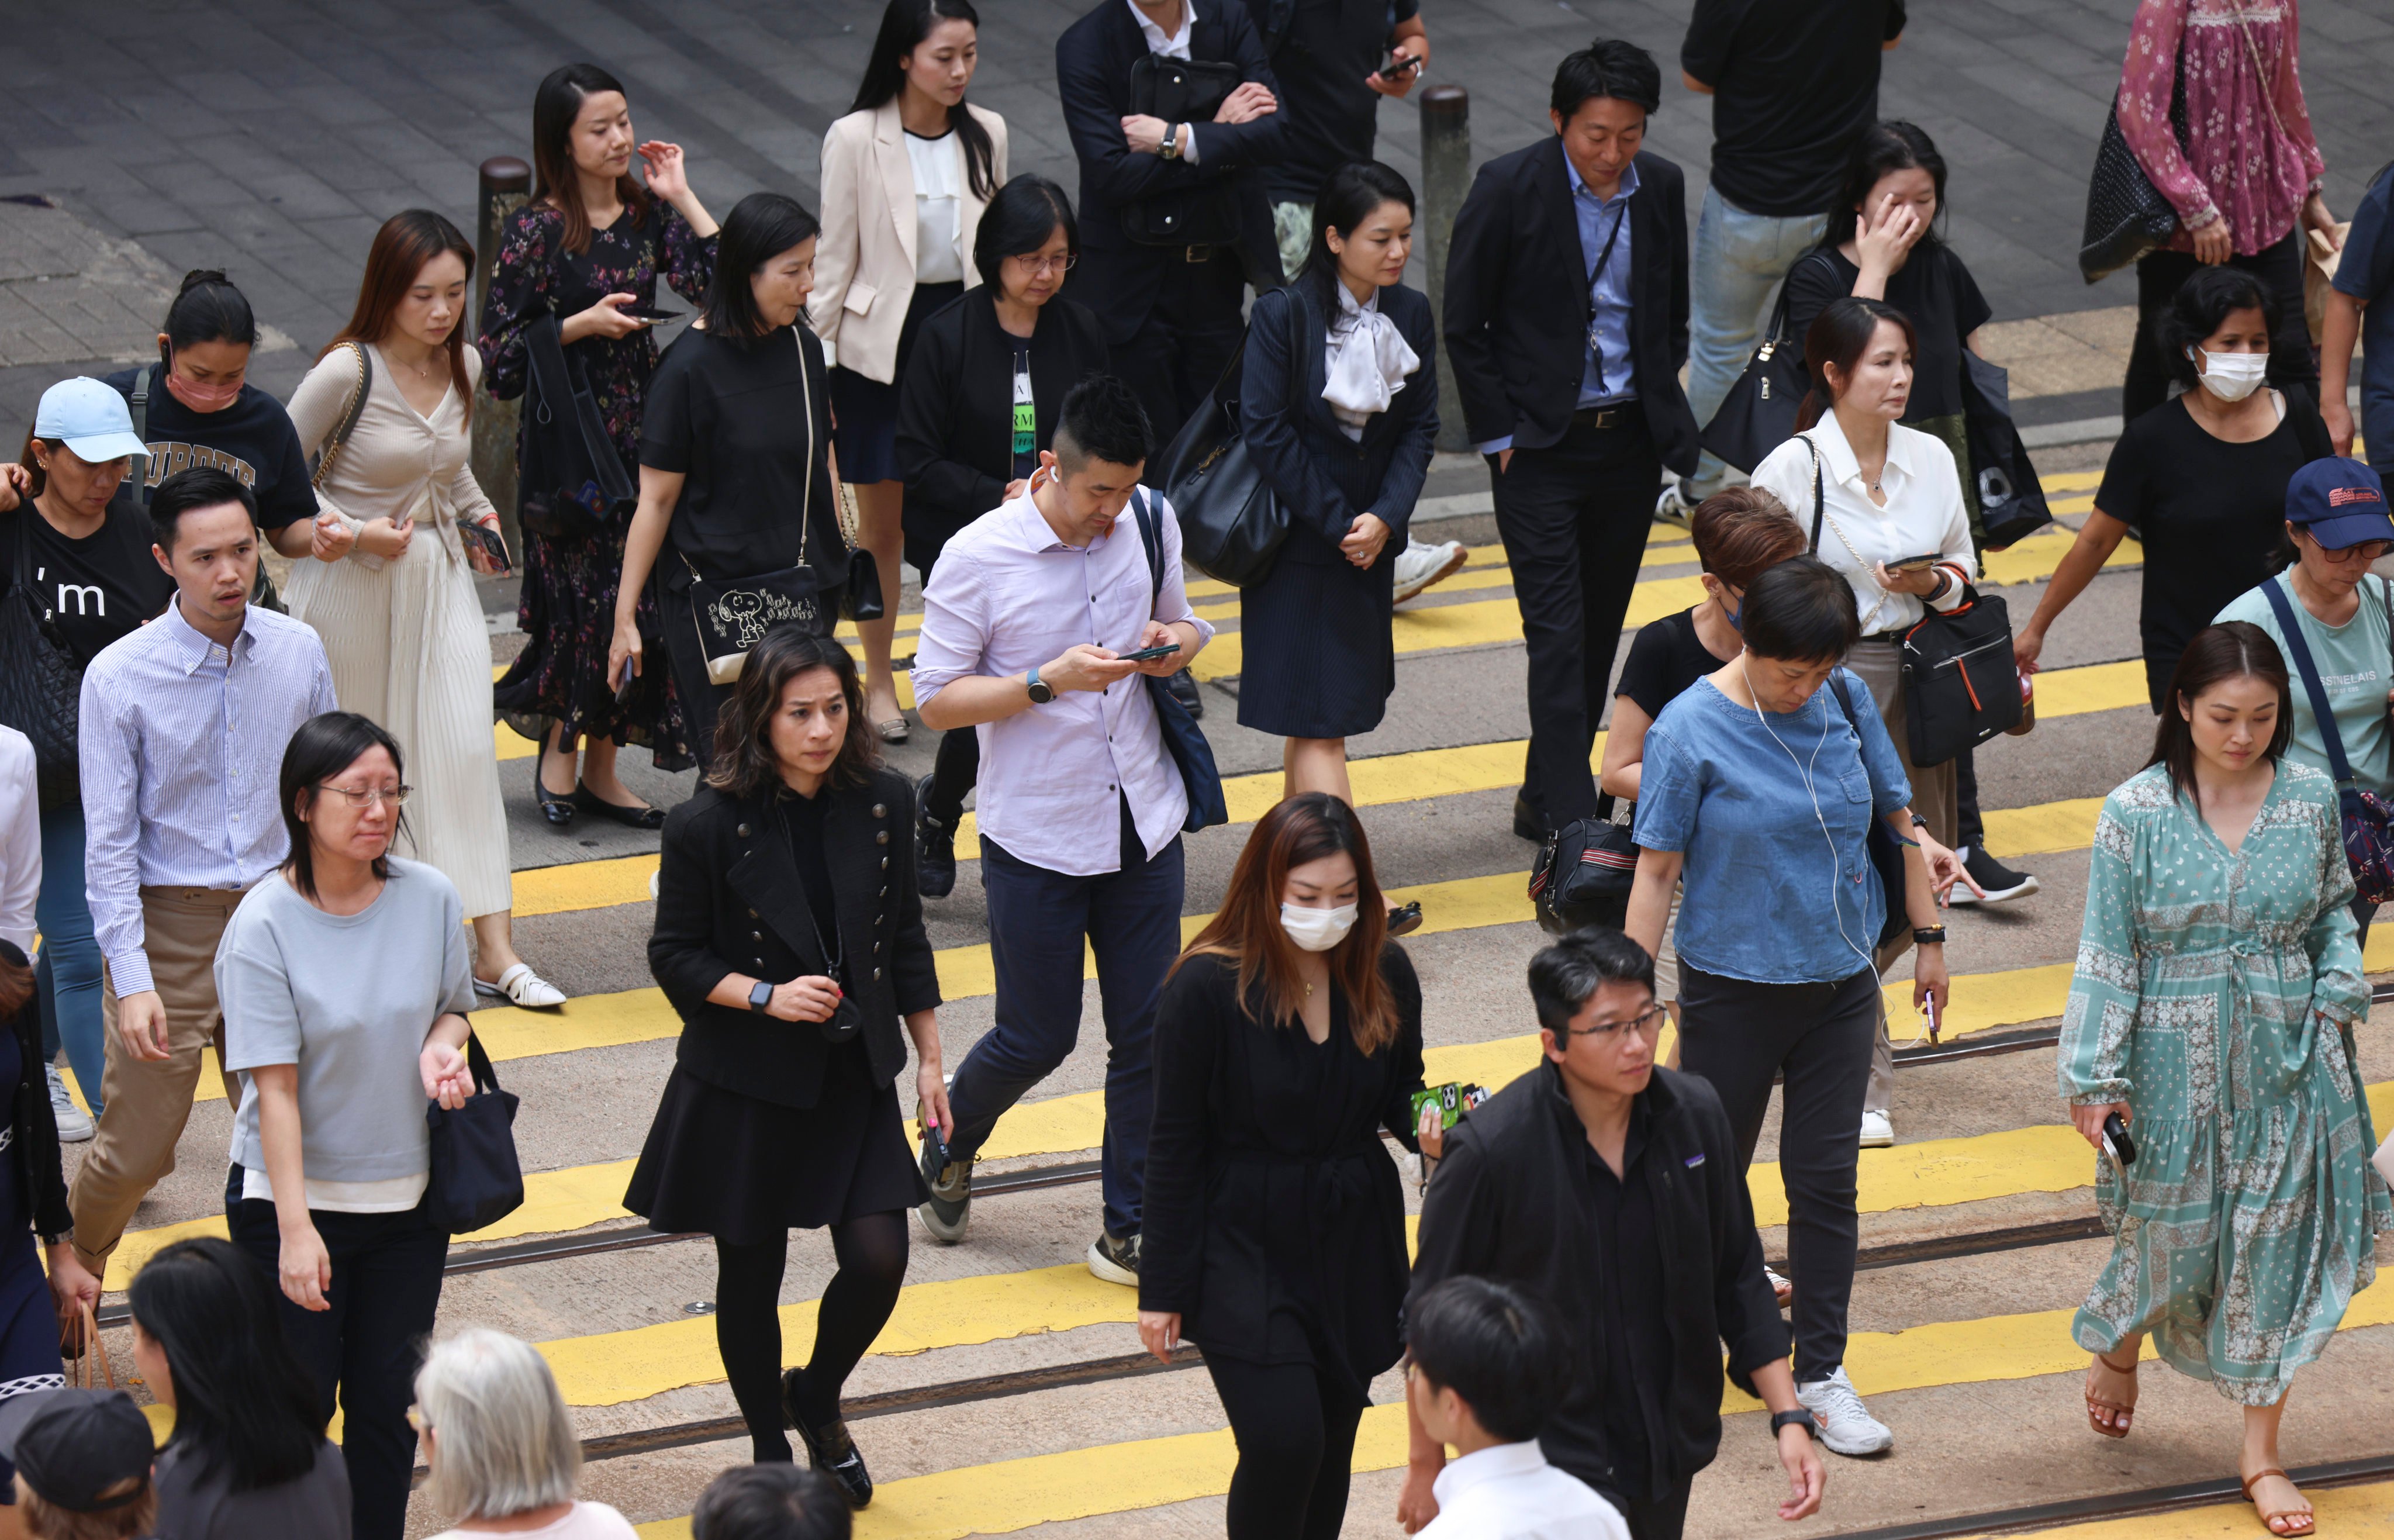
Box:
[3,0,2391,425]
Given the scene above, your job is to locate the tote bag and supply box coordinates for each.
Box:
[425,1034,525,1234]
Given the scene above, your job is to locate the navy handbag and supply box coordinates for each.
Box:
[1131,490,1229,833]
[424,1033,526,1235]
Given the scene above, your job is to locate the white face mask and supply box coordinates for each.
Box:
[1279,902,1359,953]
[2192,347,2269,403]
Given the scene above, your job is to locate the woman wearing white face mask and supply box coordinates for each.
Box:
[1138,792,1439,1540]
[2017,267,2333,712]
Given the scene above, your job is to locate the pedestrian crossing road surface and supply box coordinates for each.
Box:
[63,454,2394,1539]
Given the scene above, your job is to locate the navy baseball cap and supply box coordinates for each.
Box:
[2286,457,2394,550]
[0,1388,153,1512]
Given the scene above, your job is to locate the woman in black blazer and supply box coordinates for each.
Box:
[1136,795,1439,1540]
[1239,163,1439,810]
[895,173,1110,898]
[626,627,944,1510]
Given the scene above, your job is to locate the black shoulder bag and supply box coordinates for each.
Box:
[519,310,637,542]
[1699,251,1836,475]
[0,513,83,811]
[1527,794,1639,936]
[1129,489,1228,833]
[1155,297,1303,588]
[2078,39,2189,283]
[1958,350,2053,551]
[1826,674,1911,950]
[424,1033,525,1234]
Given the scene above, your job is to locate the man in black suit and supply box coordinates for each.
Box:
[1445,39,1698,840]
[1057,0,1289,447]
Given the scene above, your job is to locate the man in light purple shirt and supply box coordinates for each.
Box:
[68,468,338,1283]
[910,378,1213,1286]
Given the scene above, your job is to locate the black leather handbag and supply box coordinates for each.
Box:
[1123,55,1245,247]
[1698,251,1833,474]
[1527,796,1640,936]
[0,515,84,811]
[2078,45,2188,283]
[425,1034,525,1235]
[1155,314,1300,588]
[1959,351,2053,551]
[1130,491,1227,833]
[519,310,637,542]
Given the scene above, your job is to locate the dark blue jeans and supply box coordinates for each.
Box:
[945,802,1184,1238]
[35,803,103,1116]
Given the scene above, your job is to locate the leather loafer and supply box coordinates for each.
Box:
[1512,793,1551,844]
[571,782,665,830]
[1386,900,1423,937]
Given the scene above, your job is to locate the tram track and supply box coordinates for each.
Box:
[1825,1452,2394,1538]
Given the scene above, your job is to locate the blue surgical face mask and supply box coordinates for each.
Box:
[1726,597,1744,633]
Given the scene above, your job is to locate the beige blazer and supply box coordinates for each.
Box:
[809,99,1008,382]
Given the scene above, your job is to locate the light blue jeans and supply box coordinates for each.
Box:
[1684,185,1828,500]
[36,803,105,1116]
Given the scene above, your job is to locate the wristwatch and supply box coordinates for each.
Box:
[1026,664,1055,705]
[748,979,775,1013]
[1913,926,1949,946]
[1159,123,1187,160]
[1771,1409,1818,1441]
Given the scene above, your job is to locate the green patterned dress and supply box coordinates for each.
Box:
[2060,761,2389,1404]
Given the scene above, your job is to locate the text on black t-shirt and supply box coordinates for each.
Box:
[0,505,177,666]
[100,369,317,531]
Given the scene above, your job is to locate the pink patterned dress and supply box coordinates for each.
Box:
[2117,0,2326,255]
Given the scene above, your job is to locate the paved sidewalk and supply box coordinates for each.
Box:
[1,0,2388,423]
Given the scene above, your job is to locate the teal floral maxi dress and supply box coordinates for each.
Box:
[2060,761,2390,1404]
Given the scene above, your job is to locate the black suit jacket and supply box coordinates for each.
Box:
[1443,139,1697,474]
[648,771,939,1110]
[1056,0,1289,343]
[894,289,1113,571]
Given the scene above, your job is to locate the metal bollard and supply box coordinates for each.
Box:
[1418,85,1470,454]
[471,156,533,565]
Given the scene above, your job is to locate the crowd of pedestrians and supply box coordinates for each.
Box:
[0,0,2385,1536]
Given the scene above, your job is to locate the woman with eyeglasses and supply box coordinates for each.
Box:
[2213,458,2394,944]
[219,712,479,1540]
[1137,793,1439,1540]
[1623,557,1961,1463]
[894,172,1108,898]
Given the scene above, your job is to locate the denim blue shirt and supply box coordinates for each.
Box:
[1569,155,1639,410]
[1633,669,1911,985]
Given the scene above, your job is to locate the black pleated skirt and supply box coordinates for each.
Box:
[624,1041,928,1246]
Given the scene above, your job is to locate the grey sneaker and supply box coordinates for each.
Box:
[917,1129,970,1244]
[1087,1230,1141,1286]
[46,1066,92,1143]
[1797,1366,1894,1456]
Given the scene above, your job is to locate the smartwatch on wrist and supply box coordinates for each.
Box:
[1771,1409,1818,1441]
[1027,665,1055,705]
[748,979,775,1013]
[1913,926,1948,946]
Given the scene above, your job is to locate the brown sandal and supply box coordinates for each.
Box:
[2083,1348,2138,1438]
[2240,1468,2314,1536]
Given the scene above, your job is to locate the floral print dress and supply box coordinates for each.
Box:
[2060,761,2388,1404]
[478,201,717,769]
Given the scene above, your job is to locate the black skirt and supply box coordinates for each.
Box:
[624,1040,928,1246]
[829,279,965,483]
[1234,533,1397,740]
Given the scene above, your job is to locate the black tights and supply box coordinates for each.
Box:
[713,1212,909,1462]
[1205,1356,1366,1540]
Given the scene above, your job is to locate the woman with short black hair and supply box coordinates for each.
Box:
[628,628,944,1508]
[1625,556,1960,1462]
[611,194,852,768]
[2017,267,2333,711]
[132,1236,348,1539]
[894,172,1108,896]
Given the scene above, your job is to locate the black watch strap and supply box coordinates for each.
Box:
[748,979,775,1013]
[1771,1408,1817,1439]
[1913,926,1947,945]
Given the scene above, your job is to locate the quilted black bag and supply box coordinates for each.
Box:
[0,514,84,810]
[2078,44,2189,283]
[1528,796,1640,936]
[424,1034,525,1235]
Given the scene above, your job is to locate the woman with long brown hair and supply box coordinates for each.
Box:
[479,61,721,826]
[288,209,563,1008]
[1136,793,1438,1540]
[626,627,943,1509]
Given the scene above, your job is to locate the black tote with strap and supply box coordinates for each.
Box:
[1155,316,1297,589]
[2078,43,2190,283]
[424,1034,525,1235]
[519,310,637,543]
[1700,252,1836,474]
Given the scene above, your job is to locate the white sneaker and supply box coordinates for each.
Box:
[1797,1366,1893,1456]
[1764,1266,1792,1308]
[1654,482,1699,530]
[46,1066,92,1143]
[1391,538,1467,604]
[1858,1109,1894,1148]
[472,962,569,1009]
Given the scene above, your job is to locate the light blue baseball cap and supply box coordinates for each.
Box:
[32,377,150,464]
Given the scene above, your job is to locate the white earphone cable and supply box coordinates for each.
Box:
[1743,657,1873,975]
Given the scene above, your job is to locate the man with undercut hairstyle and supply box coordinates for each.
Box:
[908,376,1212,1287]
[68,466,337,1286]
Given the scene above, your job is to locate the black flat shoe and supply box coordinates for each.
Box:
[572,782,666,830]
[533,755,575,828]
[1387,900,1423,937]
[782,1368,872,1507]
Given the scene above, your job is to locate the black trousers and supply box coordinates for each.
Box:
[1619,1478,1695,1540]
[2124,229,2316,424]
[1956,745,1982,852]
[1491,406,1664,829]
[1675,963,1877,1383]
[229,1197,445,1540]
[1110,246,1247,450]
[1205,1355,1367,1540]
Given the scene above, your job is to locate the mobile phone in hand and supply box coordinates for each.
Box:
[923,1116,950,1171]
[619,304,681,323]
[1887,553,1942,572]
[614,661,639,706]
[1375,48,1423,82]
[2101,1111,2137,1166]
[1119,641,1182,664]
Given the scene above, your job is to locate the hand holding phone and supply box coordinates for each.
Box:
[1118,641,1182,664]
[1374,48,1424,83]
[2101,1110,2138,1166]
[617,304,682,323]
[1887,552,1942,572]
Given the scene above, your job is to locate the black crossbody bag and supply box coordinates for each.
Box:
[1700,251,1836,474]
